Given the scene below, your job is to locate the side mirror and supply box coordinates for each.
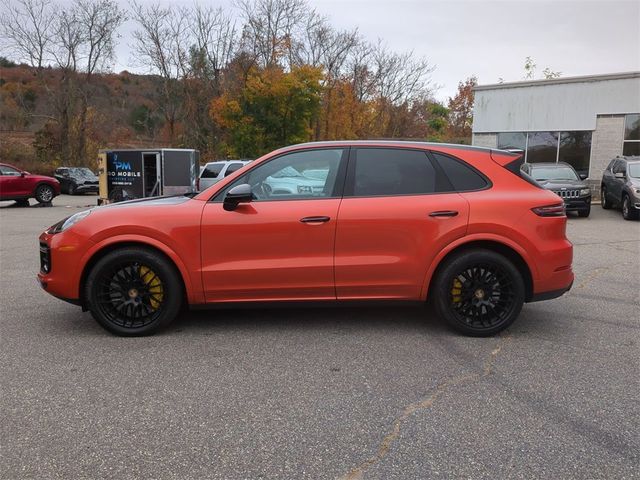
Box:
[223,183,252,211]
[614,172,625,179]
[579,173,588,180]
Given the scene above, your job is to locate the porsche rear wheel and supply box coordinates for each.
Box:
[432,249,525,337]
[85,247,182,336]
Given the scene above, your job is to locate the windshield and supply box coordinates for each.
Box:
[628,163,640,178]
[69,167,96,177]
[530,166,578,181]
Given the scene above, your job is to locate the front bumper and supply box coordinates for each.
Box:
[563,196,591,212]
[75,184,99,193]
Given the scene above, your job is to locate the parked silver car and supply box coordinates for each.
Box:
[198,160,251,191]
[601,156,640,220]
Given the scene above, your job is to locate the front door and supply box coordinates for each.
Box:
[200,148,347,302]
[0,165,27,198]
[335,148,470,300]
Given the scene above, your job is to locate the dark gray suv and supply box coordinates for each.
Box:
[601,156,640,220]
[521,162,592,217]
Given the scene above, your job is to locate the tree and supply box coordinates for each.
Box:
[447,76,476,140]
[523,56,561,80]
[211,65,322,157]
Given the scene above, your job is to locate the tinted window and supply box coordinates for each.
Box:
[527,132,559,163]
[622,142,640,156]
[624,114,640,140]
[352,148,436,196]
[202,163,224,179]
[217,149,344,201]
[497,132,526,151]
[224,163,244,177]
[432,153,488,191]
[613,160,626,174]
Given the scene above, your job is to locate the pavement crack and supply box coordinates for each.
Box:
[340,334,511,480]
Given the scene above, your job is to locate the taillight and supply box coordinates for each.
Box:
[532,203,565,217]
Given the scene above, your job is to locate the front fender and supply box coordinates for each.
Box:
[80,234,203,304]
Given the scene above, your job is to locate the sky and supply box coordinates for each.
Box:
[109,0,639,101]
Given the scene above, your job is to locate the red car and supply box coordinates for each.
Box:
[38,141,573,336]
[0,163,61,205]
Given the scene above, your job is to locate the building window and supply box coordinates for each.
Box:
[497,131,592,177]
[623,114,640,156]
[559,131,592,178]
[527,132,559,163]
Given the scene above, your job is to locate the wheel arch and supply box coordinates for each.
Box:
[424,239,534,303]
[78,239,193,309]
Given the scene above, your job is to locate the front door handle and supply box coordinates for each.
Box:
[429,210,459,218]
[300,216,331,223]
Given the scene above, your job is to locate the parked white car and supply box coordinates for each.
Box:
[264,165,327,196]
[198,160,251,191]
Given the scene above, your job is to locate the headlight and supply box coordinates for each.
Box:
[579,188,591,196]
[50,210,91,233]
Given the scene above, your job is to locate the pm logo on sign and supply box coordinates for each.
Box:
[114,161,132,171]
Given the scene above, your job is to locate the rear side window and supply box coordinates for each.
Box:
[432,152,488,191]
[201,163,224,178]
[351,148,437,196]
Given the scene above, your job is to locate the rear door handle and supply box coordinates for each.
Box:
[429,210,459,218]
[300,216,331,223]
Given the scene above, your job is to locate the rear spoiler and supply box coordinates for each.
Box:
[490,149,523,174]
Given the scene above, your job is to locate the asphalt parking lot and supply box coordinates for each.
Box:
[1,194,639,479]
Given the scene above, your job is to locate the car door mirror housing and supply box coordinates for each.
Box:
[223,183,253,211]
[579,173,588,180]
[614,172,625,179]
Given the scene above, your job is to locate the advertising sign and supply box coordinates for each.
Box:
[106,151,144,202]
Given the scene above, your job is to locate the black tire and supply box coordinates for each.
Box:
[622,195,638,220]
[431,249,525,337]
[84,247,183,336]
[601,187,611,209]
[68,183,76,195]
[35,184,55,203]
[577,206,590,218]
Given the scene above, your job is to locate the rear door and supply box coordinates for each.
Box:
[334,147,470,300]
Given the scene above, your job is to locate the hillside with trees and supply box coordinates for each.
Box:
[1,0,474,174]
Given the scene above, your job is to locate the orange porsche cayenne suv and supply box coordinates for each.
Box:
[38,141,573,336]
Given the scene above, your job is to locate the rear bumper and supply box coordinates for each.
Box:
[529,281,572,303]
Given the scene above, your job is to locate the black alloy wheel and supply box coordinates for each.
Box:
[85,248,182,336]
[622,195,638,220]
[601,187,611,209]
[432,249,525,336]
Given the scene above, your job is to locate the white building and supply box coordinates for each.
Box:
[472,72,640,189]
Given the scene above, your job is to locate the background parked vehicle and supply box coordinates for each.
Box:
[54,167,99,195]
[198,160,251,191]
[0,163,60,205]
[601,156,640,220]
[38,141,573,337]
[521,162,592,217]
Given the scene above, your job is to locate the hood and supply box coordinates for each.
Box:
[537,179,587,190]
[102,194,194,209]
[29,173,59,183]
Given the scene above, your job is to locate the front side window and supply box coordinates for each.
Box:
[0,165,21,176]
[351,148,437,196]
[217,149,344,201]
[202,163,224,179]
[224,163,244,177]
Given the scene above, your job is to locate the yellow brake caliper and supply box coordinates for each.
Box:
[451,278,462,305]
[140,266,163,310]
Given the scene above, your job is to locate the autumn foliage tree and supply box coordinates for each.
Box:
[211,65,322,157]
[447,76,477,142]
